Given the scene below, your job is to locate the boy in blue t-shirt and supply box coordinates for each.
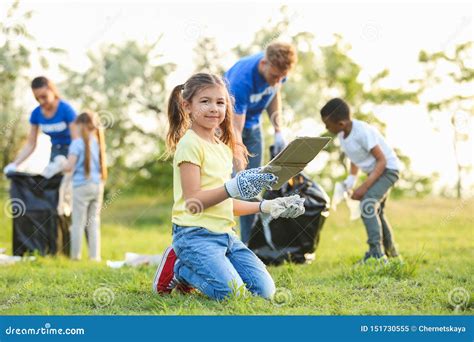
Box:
[224,42,297,243]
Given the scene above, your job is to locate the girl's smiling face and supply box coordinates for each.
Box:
[185,85,227,131]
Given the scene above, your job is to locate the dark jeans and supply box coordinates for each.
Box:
[360,168,400,257]
[239,125,263,244]
[50,144,69,162]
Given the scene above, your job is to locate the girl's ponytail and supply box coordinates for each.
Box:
[75,111,107,181]
[165,84,190,156]
[96,127,108,181]
[81,123,91,179]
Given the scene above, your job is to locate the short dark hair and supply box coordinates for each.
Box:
[31,76,60,98]
[320,98,350,122]
[31,76,49,89]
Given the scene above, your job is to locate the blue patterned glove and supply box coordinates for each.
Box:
[225,167,278,199]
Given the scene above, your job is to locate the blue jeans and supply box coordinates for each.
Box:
[50,144,69,162]
[239,125,263,244]
[172,224,275,300]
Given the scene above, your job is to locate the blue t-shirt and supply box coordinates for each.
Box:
[29,100,77,145]
[68,137,101,187]
[224,52,284,129]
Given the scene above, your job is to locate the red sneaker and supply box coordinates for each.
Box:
[176,282,194,294]
[153,247,178,294]
[152,246,194,294]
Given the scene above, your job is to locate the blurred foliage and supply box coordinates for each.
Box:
[414,42,473,198]
[60,39,175,192]
[193,37,225,75]
[1,2,468,198]
[226,7,431,197]
[0,0,63,174]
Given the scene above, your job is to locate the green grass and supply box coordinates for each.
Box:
[0,190,472,315]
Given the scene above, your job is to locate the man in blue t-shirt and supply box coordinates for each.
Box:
[224,42,297,243]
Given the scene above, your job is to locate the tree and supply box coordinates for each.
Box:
[0,0,62,172]
[416,42,473,198]
[193,37,224,75]
[60,40,175,191]
[228,7,429,195]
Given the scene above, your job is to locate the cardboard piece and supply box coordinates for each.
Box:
[262,136,331,190]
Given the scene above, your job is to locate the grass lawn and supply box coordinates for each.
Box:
[0,190,472,315]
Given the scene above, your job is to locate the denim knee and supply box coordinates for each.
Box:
[210,278,246,300]
[254,278,276,300]
[212,278,275,300]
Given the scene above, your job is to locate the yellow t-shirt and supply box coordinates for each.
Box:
[172,129,235,233]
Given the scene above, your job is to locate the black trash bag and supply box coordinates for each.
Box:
[57,214,71,257]
[7,172,64,256]
[248,172,330,266]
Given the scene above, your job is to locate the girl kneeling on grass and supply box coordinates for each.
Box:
[63,111,107,261]
[152,73,305,300]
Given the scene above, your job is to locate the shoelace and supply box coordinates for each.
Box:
[167,276,179,290]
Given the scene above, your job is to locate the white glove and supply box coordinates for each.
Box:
[260,195,305,219]
[3,163,17,175]
[331,182,346,210]
[273,131,286,155]
[56,155,68,169]
[41,155,68,179]
[343,175,357,191]
[225,167,278,200]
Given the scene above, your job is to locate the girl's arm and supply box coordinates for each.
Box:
[233,199,260,216]
[180,162,229,212]
[180,162,305,218]
[63,154,78,172]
